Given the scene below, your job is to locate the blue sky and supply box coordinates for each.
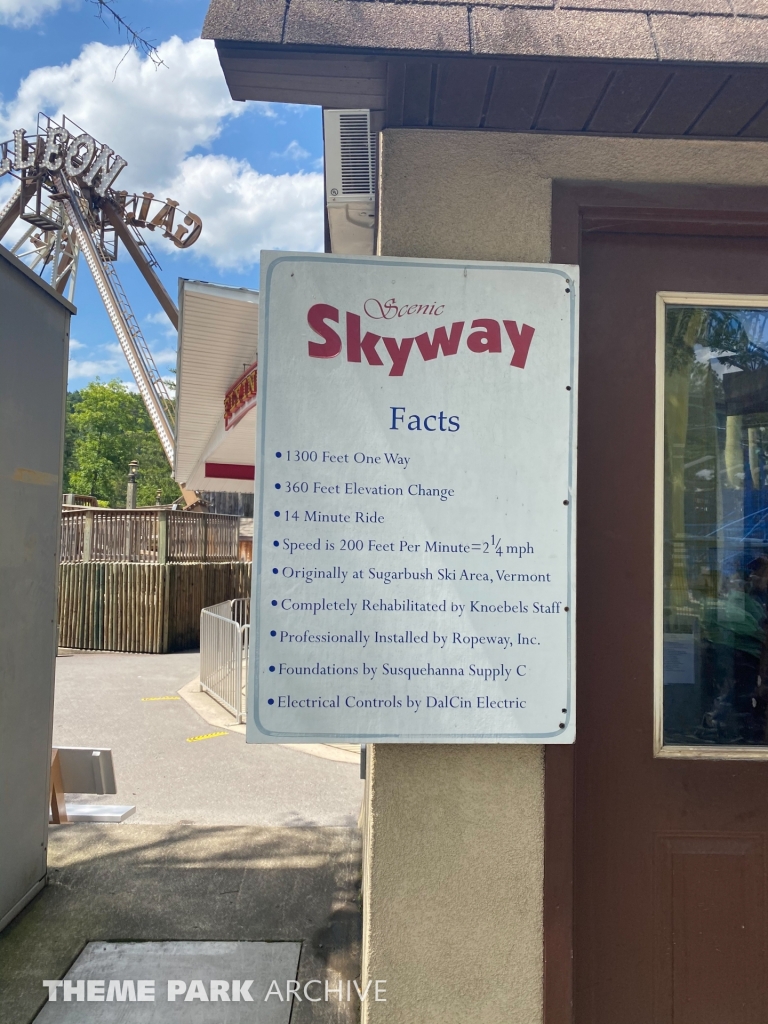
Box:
[0,0,324,389]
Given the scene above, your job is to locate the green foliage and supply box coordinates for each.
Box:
[666,306,768,374]
[63,379,179,507]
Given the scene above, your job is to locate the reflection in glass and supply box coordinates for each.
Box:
[663,306,768,747]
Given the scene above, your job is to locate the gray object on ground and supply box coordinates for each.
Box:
[34,940,301,1022]
[56,748,117,794]
[52,747,136,822]
[51,805,136,823]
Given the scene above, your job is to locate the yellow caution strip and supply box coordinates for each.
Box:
[141,696,181,701]
[186,731,228,743]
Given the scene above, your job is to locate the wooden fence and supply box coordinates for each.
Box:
[60,508,240,564]
[58,561,252,653]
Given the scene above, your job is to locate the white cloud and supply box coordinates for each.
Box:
[69,338,85,350]
[155,154,324,270]
[0,177,17,207]
[273,140,310,162]
[151,347,178,365]
[68,356,121,380]
[144,310,176,337]
[1,37,255,191]
[0,0,64,28]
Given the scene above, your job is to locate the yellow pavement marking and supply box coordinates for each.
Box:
[186,731,228,743]
[141,696,181,701]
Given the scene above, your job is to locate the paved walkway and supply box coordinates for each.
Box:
[53,650,363,826]
[1,824,361,1024]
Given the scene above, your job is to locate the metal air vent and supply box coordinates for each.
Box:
[324,109,375,204]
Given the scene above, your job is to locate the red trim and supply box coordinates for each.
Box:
[205,462,255,480]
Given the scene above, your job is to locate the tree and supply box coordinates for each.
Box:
[64,379,179,507]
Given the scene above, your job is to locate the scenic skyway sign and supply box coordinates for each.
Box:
[248,252,578,743]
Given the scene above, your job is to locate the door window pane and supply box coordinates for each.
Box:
[663,305,768,748]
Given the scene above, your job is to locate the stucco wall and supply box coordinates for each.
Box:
[362,743,544,1024]
[378,130,768,264]
[365,128,768,1024]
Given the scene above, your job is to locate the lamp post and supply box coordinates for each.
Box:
[126,460,138,509]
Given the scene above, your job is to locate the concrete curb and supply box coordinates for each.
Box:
[177,678,246,734]
[177,680,360,763]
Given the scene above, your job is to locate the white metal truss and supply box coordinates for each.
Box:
[8,189,80,304]
[54,172,175,461]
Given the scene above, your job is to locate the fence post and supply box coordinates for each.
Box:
[158,509,168,565]
[83,510,94,563]
[203,514,209,561]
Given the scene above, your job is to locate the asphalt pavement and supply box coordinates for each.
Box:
[53,650,364,826]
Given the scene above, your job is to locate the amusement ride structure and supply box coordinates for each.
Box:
[0,113,203,465]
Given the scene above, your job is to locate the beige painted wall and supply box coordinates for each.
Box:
[364,128,768,1024]
[378,130,768,264]
[362,742,545,1024]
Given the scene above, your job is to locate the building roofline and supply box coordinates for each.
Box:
[0,244,77,314]
[204,0,768,69]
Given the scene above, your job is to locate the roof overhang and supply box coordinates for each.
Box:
[175,279,259,493]
[210,41,768,140]
[204,0,768,140]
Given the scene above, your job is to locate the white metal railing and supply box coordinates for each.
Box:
[200,598,250,722]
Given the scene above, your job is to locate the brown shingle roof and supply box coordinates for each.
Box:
[203,0,768,64]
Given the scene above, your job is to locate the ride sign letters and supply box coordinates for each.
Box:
[248,252,578,743]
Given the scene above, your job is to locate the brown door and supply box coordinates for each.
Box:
[573,224,768,1024]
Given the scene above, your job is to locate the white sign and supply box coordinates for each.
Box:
[248,253,578,743]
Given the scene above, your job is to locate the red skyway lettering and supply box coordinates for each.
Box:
[307,305,534,377]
